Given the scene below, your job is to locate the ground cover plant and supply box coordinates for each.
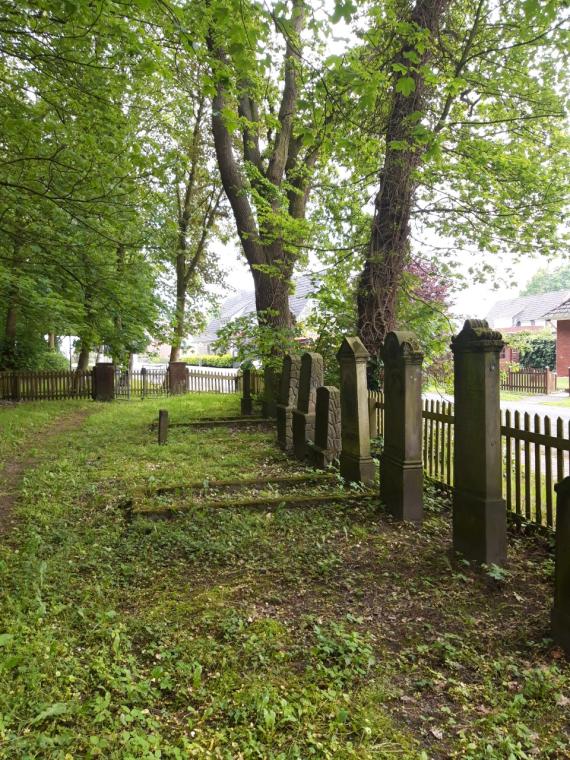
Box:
[0,396,569,758]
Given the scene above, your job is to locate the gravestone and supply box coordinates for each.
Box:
[158,409,169,445]
[552,476,570,656]
[308,386,341,468]
[276,354,301,451]
[337,337,375,484]
[92,362,115,402]
[168,362,188,395]
[380,331,423,523]
[262,367,280,418]
[241,368,253,416]
[292,352,324,460]
[451,319,506,564]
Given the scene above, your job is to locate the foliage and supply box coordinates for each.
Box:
[183,354,235,368]
[505,331,557,370]
[521,264,570,296]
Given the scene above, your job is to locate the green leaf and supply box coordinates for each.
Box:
[395,76,416,97]
[0,634,14,647]
[31,702,72,725]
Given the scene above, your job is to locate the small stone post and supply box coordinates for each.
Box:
[337,337,375,484]
[380,331,424,523]
[276,354,301,451]
[308,386,341,468]
[168,362,188,395]
[92,362,115,401]
[158,409,169,445]
[241,368,253,416]
[292,352,324,460]
[552,477,570,656]
[261,367,281,418]
[451,319,506,564]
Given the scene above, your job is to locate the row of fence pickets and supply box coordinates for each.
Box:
[500,367,557,395]
[369,391,570,530]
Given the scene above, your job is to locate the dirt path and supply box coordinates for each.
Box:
[0,408,91,537]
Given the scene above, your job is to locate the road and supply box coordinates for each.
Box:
[424,391,570,424]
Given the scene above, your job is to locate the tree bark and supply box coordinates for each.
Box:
[358,0,452,358]
[77,345,90,371]
[47,332,56,350]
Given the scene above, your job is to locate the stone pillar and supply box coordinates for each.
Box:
[262,367,280,418]
[168,362,188,395]
[92,362,115,401]
[292,352,324,460]
[552,477,570,656]
[337,337,375,484]
[241,368,253,416]
[308,386,341,468]
[158,409,169,445]
[451,319,506,564]
[380,331,424,523]
[276,354,301,450]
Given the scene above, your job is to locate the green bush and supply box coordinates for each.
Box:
[183,354,235,368]
[504,331,556,370]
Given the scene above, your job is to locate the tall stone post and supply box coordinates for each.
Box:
[552,477,570,656]
[308,386,341,468]
[92,362,115,401]
[158,409,169,445]
[380,331,424,523]
[292,352,324,461]
[451,319,506,564]
[262,367,280,418]
[241,368,253,416]
[168,362,188,395]
[337,337,375,484]
[276,354,301,451]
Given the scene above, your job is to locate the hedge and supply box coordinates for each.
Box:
[183,354,235,368]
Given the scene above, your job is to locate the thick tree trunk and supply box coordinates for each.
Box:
[358,0,452,358]
[252,263,292,331]
[77,346,90,371]
[47,332,56,350]
[169,251,186,363]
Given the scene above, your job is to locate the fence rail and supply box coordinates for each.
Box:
[0,370,92,400]
[501,367,556,395]
[369,391,570,530]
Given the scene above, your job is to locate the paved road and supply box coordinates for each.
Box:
[424,392,570,424]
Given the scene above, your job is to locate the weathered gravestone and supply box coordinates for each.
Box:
[451,319,506,565]
[241,368,253,416]
[262,367,280,418]
[380,331,424,523]
[292,352,324,460]
[158,409,169,445]
[92,362,115,402]
[337,337,375,484]
[552,476,570,656]
[308,386,341,468]
[168,362,188,395]
[276,354,301,451]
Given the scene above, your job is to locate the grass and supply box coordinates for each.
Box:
[543,397,570,409]
[0,395,569,758]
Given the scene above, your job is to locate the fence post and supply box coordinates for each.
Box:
[93,363,115,402]
[552,476,570,655]
[262,367,280,418]
[368,396,379,438]
[292,352,324,460]
[168,362,187,395]
[337,337,375,484]
[276,354,301,451]
[241,368,253,416]
[380,331,424,523]
[308,385,341,468]
[451,319,506,565]
[158,409,169,445]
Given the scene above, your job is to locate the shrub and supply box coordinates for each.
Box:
[183,354,235,368]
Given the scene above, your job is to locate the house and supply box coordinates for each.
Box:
[186,273,318,355]
[486,289,570,375]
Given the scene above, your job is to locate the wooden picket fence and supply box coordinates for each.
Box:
[0,370,92,400]
[368,391,570,529]
[501,367,556,395]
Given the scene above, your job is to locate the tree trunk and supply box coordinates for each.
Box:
[47,332,56,350]
[77,346,90,371]
[358,0,452,358]
[169,251,186,363]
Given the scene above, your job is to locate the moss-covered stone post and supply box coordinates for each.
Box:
[168,362,188,395]
[92,362,115,401]
[292,352,324,460]
[158,409,169,445]
[552,476,570,656]
[380,331,423,523]
[337,337,375,484]
[451,319,506,564]
[308,386,341,468]
[241,368,253,416]
[276,354,301,451]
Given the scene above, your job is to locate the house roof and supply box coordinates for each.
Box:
[192,273,319,343]
[486,289,570,326]
[543,295,570,321]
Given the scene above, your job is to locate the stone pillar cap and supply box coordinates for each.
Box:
[451,319,504,353]
[381,330,423,362]
[336,336,370,361]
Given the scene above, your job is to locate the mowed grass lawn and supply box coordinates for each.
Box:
[0,395,569,759]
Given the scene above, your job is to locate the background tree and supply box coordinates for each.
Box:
[521,264,570,296]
